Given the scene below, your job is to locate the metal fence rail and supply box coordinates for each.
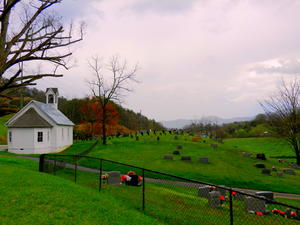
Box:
[39,154,300,225]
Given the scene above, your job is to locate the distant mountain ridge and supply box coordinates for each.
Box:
[161,116,254,129]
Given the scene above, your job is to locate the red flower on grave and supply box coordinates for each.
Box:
[255,211,263,216]
[291,212,297,217]
[272,209,281,215]
[210,186,216,190]
[232,192,237,196]
[219,195,225,201]
[280,211,286,216]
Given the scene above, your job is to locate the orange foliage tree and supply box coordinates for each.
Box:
[79,98,120,137]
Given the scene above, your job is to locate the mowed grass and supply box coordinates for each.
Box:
[63,134,300,194]
[0,156,162,225]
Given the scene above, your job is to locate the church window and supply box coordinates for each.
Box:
[38,132,43,142]
[48,94,54,103]
[9,131,12,142]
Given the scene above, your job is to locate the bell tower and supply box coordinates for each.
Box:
[46,88,59,109]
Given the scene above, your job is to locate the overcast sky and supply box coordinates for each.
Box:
[35,0,300,121]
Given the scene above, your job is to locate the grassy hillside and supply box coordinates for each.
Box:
[0,156,161,225]
[61,134,300,194]
[0,114,13,144]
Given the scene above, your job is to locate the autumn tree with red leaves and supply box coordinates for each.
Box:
[80,98,119,137]
[87,55,138,144]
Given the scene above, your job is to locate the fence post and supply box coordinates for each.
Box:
[142,168,145,211]
[74,155,77,184]
[39,154,45,172]
[99,159,103,191]
[229,188,234,225]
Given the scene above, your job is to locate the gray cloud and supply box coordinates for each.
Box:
[128,0,198,14]
[252,59,300,75]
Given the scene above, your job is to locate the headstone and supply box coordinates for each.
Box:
[291,163,298,169]
[217,139,223,144]
[209,191,221,208]
[181,156,192,161]
[157,136,160,141]
[210,143,218,148]
[203,140,206,143]
[261,168,271,175]
[199,157,209,164]
[198,185,211,198]
[254,163,265,168]
[272,166,277,171]
[242,152,252,157]
[256,153,266,160]
[136,136,139,141]
[255,191,274,201]
[173,150,180,155]
[276,172,284,177]
[163,155,173,160]
[283,168,296,175]
[245,197,266,213]
[177,145,183,150]
[107,171,121,185]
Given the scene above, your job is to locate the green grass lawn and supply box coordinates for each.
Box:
[61,134,300,195]
[0,156,162,225]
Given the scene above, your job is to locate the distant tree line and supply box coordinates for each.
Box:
[183,114,271,139]
[0,86,164,132]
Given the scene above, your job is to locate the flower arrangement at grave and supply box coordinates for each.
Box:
[192,136,201,142]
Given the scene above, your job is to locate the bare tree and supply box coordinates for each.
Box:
[88,55,138,144]
[0,0,83,96]
[260,79,300,165]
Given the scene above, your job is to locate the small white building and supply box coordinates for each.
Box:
[6,88,74,154]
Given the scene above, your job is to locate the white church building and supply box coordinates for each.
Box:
[6,88,74,154]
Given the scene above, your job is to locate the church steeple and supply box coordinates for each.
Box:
[46,88,59,109]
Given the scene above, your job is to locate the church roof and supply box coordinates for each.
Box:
[46,88,59,95]
[6,100,74,127]
[32,101,74,126]
[8,108,52,128]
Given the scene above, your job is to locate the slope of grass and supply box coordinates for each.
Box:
[0,156,162,225]
[61,134,300,194]
[0,114,13,144]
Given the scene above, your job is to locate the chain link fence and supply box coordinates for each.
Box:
[39,154,300,225]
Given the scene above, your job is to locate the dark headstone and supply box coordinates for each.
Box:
[210,143,218,148]
[163,155,173,160]
[199,157,209,163]
[136,136,139,141]
[254,163,265,168]
[156,136,160,141]
[203,140,206,143]
[245,197,266,213]
[283,168,296,175]
[256,153,266,160]
[181,156,192,161]
[177,145,183,150]
[173,150,180,155]
[198,185,210,198]
[261,168,271,175]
